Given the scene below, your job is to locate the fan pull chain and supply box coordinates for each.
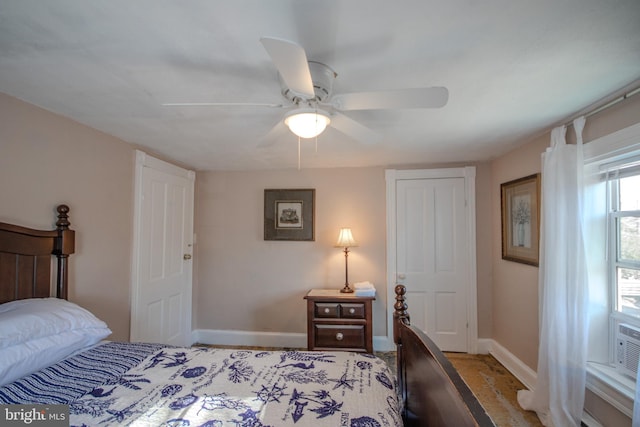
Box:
[314,108,319,153]
[297,136,301,170]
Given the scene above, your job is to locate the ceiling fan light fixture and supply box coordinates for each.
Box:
[284,108,330,139]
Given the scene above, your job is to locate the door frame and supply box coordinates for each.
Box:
[385,167,478,353]
[130,150,195,343]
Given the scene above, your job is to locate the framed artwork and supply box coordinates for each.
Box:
[264,189,315,241]
[501,174,540,266]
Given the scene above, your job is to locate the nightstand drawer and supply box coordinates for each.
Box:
[315,303,340,318]
[340,303,365,319]
[314,324,365,349]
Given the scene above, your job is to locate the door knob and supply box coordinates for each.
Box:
[183,254,192,260]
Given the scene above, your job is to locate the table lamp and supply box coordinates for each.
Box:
[335,228,358,293]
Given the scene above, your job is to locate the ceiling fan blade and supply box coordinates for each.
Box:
[260,36,315,99]
[330,113,382,144]
[257,119,287,148]
[332,87,449,110]
[162,102,285,108]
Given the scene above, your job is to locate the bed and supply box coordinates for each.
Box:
[0,205,495,427]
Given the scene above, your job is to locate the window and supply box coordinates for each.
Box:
[608,167,640,323]
[582,123,640,416]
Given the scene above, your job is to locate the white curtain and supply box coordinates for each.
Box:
[517,117,589,427]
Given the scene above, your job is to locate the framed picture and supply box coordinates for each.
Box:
[501,174,540,266]
[264,189,315,241]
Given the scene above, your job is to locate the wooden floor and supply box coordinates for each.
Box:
[374,350,543,426]
[445,353,543,427]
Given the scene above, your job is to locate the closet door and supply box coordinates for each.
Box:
[131,151,195,346]
[387,168,477,353]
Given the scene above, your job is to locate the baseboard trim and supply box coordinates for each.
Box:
[477,338,492,354]
[375,335,396,351]
[581,412,604,427]
[192,329,307,348]
[485,340,611,427]
[486,339,537,391]
[192,329,393,352]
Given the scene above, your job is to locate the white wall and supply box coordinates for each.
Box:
[194,168,389,338]
[0,93,135,341]
[193,163,495,348]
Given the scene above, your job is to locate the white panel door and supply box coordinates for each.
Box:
[395,175,471,352]
[131,151,194,346]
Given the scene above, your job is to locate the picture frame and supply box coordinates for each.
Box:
[264,189,315,241]
[501,174,540,266]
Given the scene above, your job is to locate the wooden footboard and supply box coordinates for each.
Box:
[394,284,495,427]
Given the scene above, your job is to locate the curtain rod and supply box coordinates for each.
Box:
[563,83,640,128]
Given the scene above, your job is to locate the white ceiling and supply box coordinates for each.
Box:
[1,1,639,171]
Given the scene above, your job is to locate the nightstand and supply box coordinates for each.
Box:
[304,289,375,353]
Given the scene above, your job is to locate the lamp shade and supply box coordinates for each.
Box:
[284,108,330,139]
[335,228,358,248]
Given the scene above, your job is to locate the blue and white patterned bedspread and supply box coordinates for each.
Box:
[0,343,402,426]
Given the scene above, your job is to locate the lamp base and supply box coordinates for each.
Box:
[340,284,354,293]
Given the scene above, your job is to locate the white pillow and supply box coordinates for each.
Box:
[0,298,112,386]
[0,297,110,348]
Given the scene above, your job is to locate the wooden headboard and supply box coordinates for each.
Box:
[0,205,75,303]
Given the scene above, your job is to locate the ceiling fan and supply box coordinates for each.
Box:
[163,36,449,144]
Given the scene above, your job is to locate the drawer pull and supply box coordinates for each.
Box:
[349,308,355,314]
[324,308,330,314]
[336,332,344,341]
